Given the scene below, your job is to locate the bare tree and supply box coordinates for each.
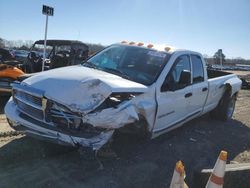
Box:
[213,49,226,64]
[0,38,4,48]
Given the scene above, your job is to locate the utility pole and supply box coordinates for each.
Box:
[219,49,223,70]
[42,5,54,71]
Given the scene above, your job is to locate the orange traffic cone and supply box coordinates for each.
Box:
[206,150,227,188]
[169,160,189,188]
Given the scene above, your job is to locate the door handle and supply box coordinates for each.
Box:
[202,87,208,92]
[185,93,192,98]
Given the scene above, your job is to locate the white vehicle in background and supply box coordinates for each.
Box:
[5,42,242,150]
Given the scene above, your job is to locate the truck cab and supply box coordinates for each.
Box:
[154,51,209,135]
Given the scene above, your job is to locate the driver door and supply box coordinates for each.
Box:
[153,55,193,134]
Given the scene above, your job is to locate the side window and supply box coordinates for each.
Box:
[191,55,204,83]
[161,55,191,92]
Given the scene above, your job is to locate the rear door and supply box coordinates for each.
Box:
[189,54,209,114]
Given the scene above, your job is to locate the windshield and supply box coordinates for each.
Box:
[83,45,171,85]
[32,44,53,58]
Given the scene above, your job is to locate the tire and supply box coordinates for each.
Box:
[210,91,236,121]
[116,118,150,140]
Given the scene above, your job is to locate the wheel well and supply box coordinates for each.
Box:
[225,83,232,96]
[217,84,232,107]
[116,115,150,137]
[211,83,236,121]
[225,83,239,98]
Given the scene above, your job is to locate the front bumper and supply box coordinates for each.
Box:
[4,98,114,150]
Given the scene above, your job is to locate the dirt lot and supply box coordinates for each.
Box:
[226,70,250,77]
[226,70,250,82]
[0,90,250,188]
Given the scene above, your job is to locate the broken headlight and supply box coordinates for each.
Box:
[46,100,105,137]
[94,92,140,111]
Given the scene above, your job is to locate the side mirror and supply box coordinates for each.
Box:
[179,70,191,87]
[161,79,171,92]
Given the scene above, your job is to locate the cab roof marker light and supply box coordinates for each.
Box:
[147,44,154,48]
[121,41,127,44]
[129,42,135,45]
[137,42,144,46]
[165,47,171,52]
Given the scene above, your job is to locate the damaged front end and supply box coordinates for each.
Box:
[5,81,145,150]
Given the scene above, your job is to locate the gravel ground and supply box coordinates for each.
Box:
[0,90,250,188]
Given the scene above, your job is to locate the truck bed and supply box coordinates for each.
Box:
[202,69,241,115]
[207,69,232,79]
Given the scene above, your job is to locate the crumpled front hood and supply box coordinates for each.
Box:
[23,65,148,113]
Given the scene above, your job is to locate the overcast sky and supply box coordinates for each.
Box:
[0,0,249,59]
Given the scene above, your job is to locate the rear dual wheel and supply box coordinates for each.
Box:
[226,95,236,120]
[210,91,236,121]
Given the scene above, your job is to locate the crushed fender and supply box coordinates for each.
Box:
[83,101,139,129]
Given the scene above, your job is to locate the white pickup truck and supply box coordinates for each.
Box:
[5,42,242,150]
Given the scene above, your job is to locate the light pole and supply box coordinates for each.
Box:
[42,5,54,71]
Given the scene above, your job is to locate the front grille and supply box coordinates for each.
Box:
[15,90,42,106]
[12,84,44,121]
[15,99,44,120]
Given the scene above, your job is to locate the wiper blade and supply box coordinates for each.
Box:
[82,61,97,69]
[102,67,130,79]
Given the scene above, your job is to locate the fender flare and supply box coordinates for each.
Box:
[223,77,242,97]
